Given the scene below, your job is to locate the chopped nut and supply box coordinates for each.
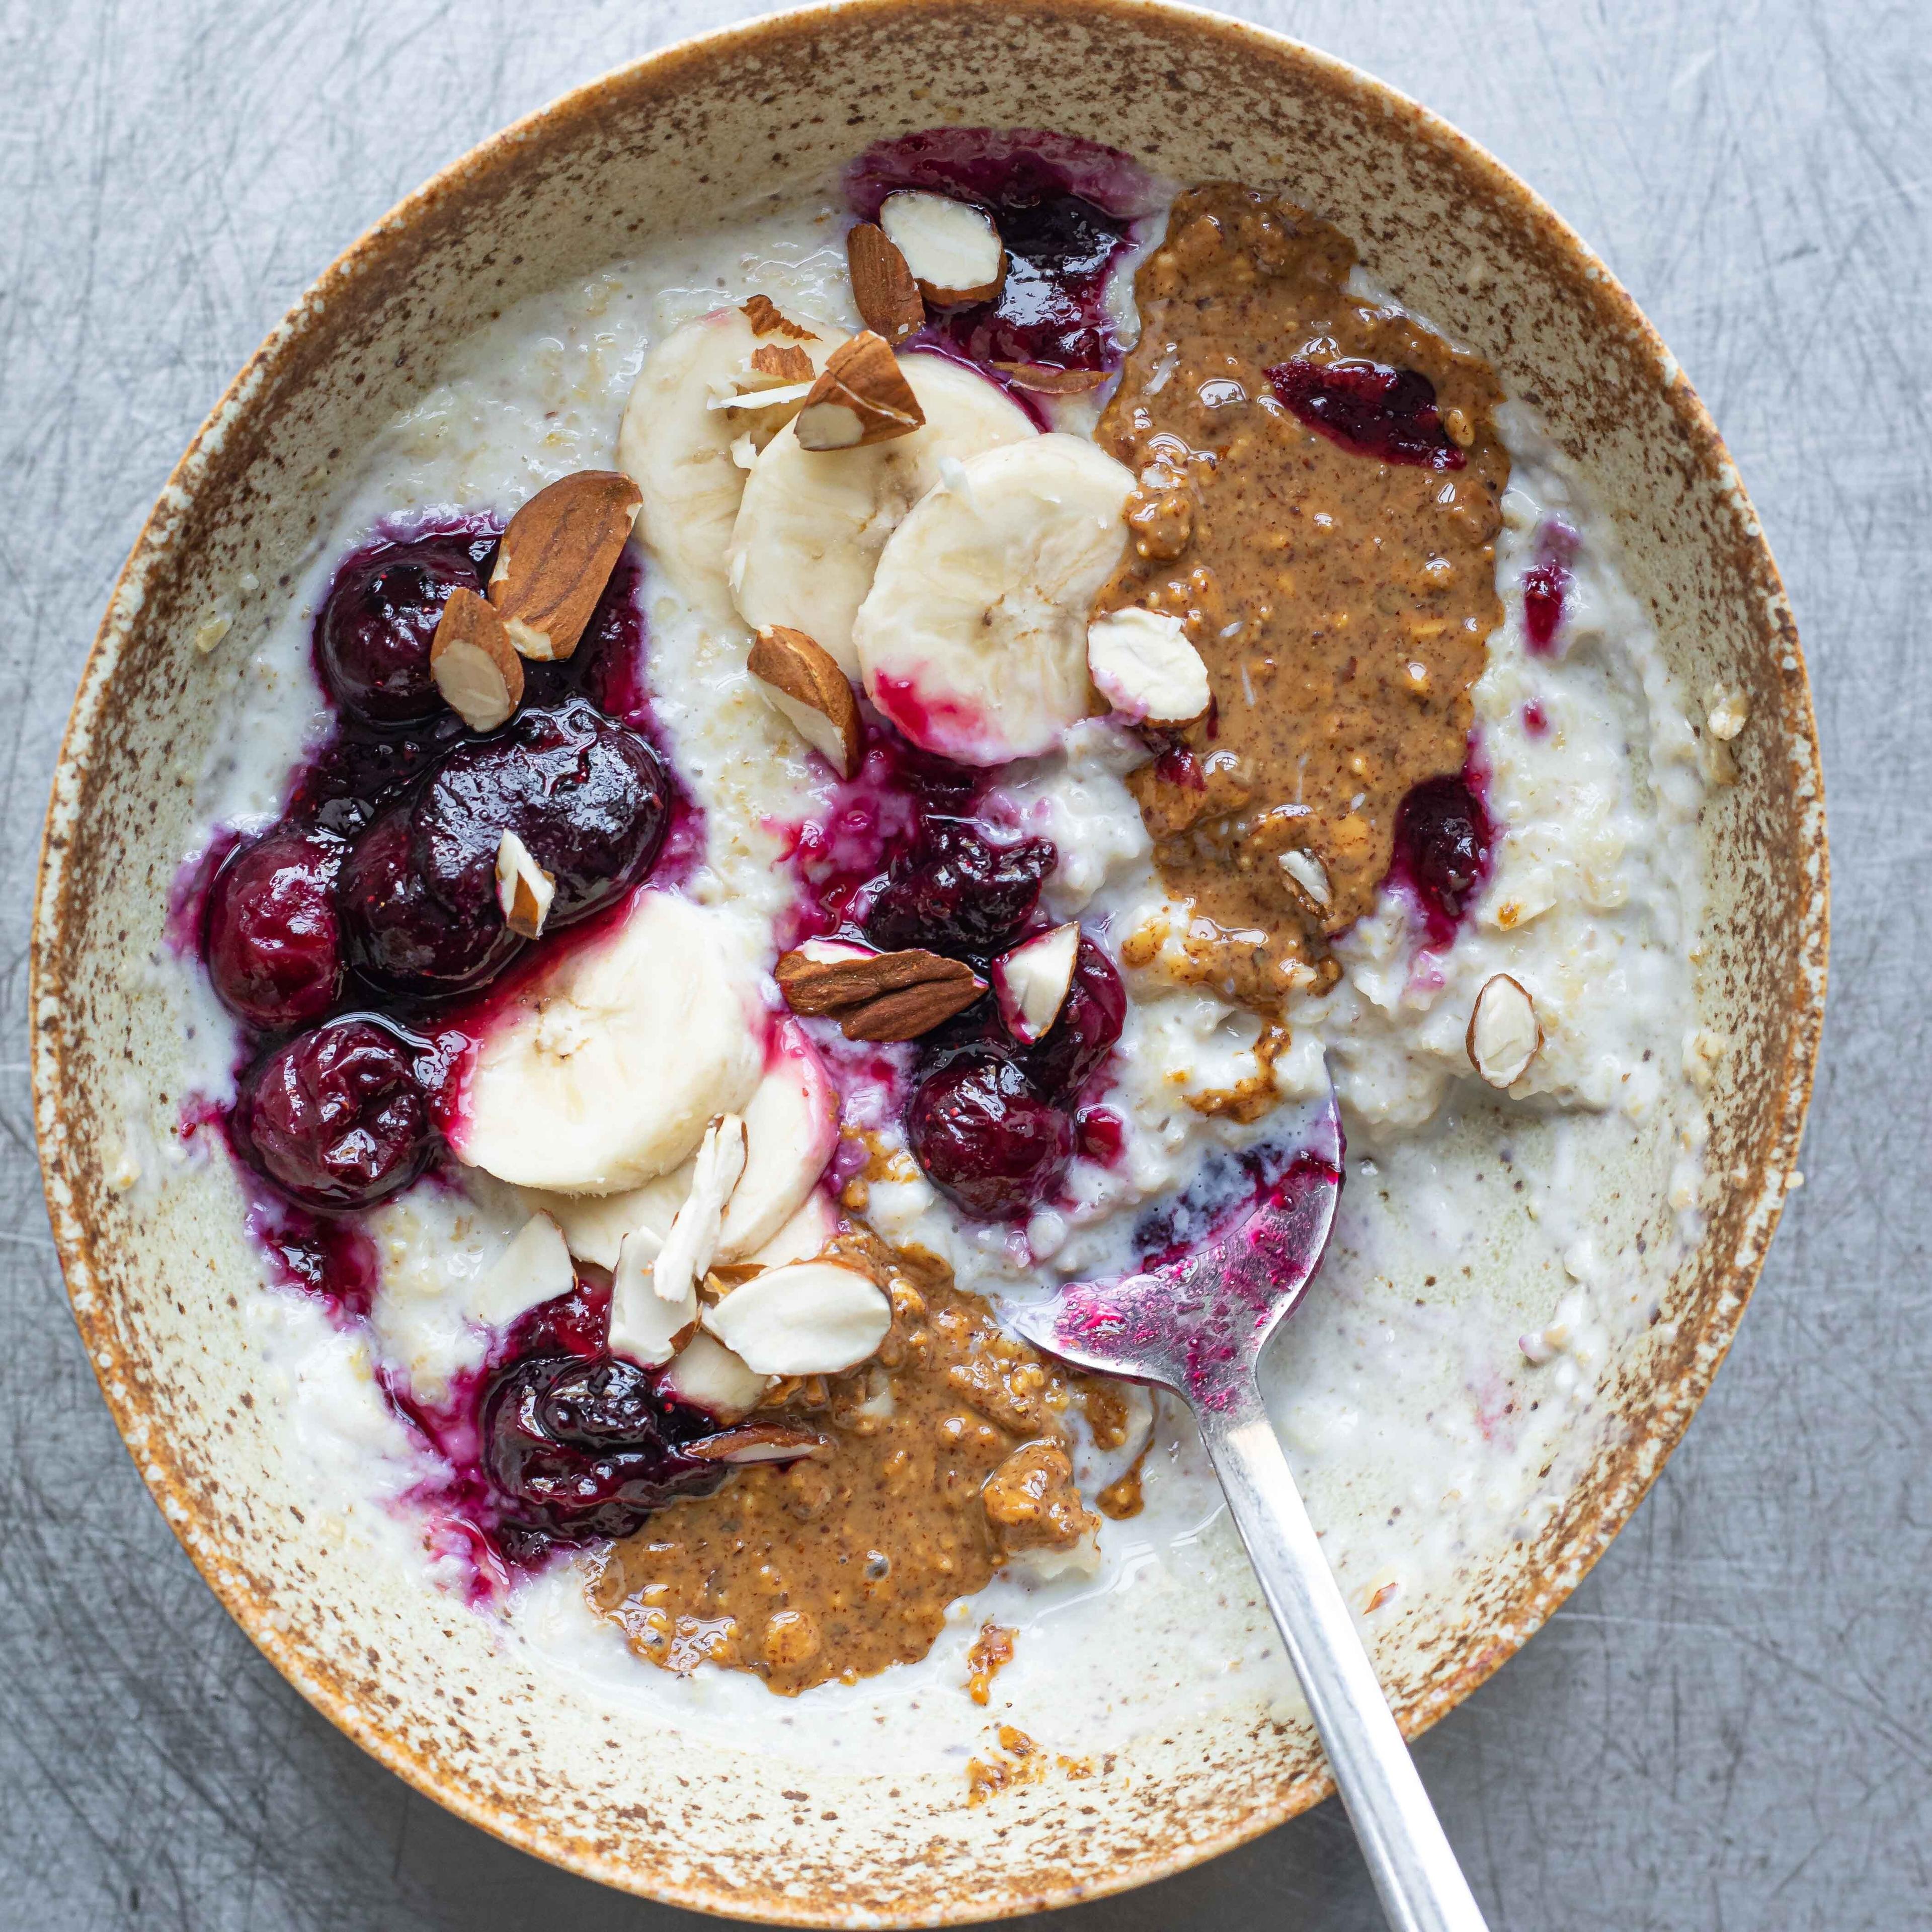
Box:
[750,342,814,384]
[1467,974,1542,1087]
[740,294,817,339]
[494,830,554,938]
[1278,847,1332,912]
[748,625,862,779]
[488,469,641,661]
[793,333,926,451]
[1707,686,1749,741]
[775,943,985,1041]
[433,588,524,731]
[879,191,1007,306]
[845,221,924,346]
[992,363,1108,394]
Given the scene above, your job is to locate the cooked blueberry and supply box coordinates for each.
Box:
[203,827,346,1032]
[905,1048,1073,1221]
[316,538,487,727]
[1391,774,1493,941]
[235,1014,435,1212]
[412,698,670,930]
[865,818,1056,962]
[1022,935,1125,1100]
[1266,358,1464,470]
[480,1353,723,1545]
[340,806,523,995]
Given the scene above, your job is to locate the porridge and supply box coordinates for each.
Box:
[143,126,1725,1771]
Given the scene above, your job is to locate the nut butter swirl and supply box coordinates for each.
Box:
[1096,184,1508,1008]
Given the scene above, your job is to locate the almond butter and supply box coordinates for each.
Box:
[748,625,863,779]
[741,294,817,340]
[775,944,986,1041]
[993,363,1109,394]
[488,470,641,662]
[793,332,926,451]
[846,221,925,346]
[430,587,524,730]
[750,342,815,384]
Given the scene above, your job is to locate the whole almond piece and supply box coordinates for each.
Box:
[993,363,1109,394]
[741,294,817,340]
[879,191,1007,306]
[749,625,863,779]
[846,222,925,346]
[776,944,985,1041]
[431,587,524,730]
[1467,974,1542,1088]
[794,333,926,451]
[488,469,641,662]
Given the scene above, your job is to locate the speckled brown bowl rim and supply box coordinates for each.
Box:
[33,0,1827,1920]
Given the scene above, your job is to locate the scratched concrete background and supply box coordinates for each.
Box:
[0,1,1922,1926]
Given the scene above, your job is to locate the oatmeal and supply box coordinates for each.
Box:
[146,122,1715,1774]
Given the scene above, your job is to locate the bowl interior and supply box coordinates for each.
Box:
[32,1,1824,1921]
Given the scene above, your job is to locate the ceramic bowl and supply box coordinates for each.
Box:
[32,1,1826,1920]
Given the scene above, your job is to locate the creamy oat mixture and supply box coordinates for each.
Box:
[135,139,1725,1779]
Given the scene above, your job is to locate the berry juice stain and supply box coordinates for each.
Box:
[1521,519,1579,658]
[846,127,1159,377]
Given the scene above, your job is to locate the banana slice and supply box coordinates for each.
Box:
[852,435,1135,764]
[618,305,848,620]
[727,354,1034,677]
[449,890,764,1195]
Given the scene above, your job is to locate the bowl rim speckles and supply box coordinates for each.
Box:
[30,1,1828,1921]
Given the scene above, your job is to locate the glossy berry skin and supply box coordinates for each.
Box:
[412,698,670,931]
[203,827,346,1032]
[235,1014,435,1212]
[316,539,486,728]
[1391,775,1493,941]
[1267,358,1463,471]
[480,1353,723,1546]
[339,807,523,996]
[906,1048,1073,1221]
[1022,935,1125,1101]
[865,818,1057,963]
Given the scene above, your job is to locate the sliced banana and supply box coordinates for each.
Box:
[450,890,764,1195]
[618,305,848,620]
[727,354,1035,677]
[852,435,1135,764]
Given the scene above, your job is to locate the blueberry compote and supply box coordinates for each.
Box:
[1387,769,1494,949]
[847,127,1156,378]
[189,514,693,1572]
[1266,359,1465,471]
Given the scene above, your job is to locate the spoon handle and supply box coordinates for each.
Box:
[1201,1404,1490,1932]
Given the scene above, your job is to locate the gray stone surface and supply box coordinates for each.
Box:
[0,2,1922,1926]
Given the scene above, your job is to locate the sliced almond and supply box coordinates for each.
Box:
[1467,974,1543,1088]
[707,378,815,414]
[879,191,1006,306]
[609,1230,697,1368]
[993,363,1109,394]
[793,333,926,451]
[654,1114,749,1304]
[487,469,641,662]
[1278,847,1331,913]
[657,1331,772,1422]
[775,943,985,1041]
[741,294,817,340]
[495,831,555,939]
[992,923,1080,1045]
[467,1213,575,1330]
[751,342,815,384]
[682,1419,832,1464]
[846,221,925,346]
[701,1260,892,1376]
[715,1019,840,1262]
[430,588,524,731]
[748,625,863,779]
[1087,607,1212,727]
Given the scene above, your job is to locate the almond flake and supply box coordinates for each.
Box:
[846,221,924,346]
[794,333,926,451]
[608,1230,696,1368]
[701,1260,892,1376]
[488,469,641,661]
[992,924,1080,1045]
[993,363,1108,394]
[433,587,524,731]
[681,1419,832,1464]
[751,343,815,383]
[495,831,556,939]
[1467,974,1543,1088]
[1087,607,1211,726]
[741,294,818,340]
[1279,847,1331,911]
[775,944,985,1041]
[748,625,862,778]
[879,191,1006,306]
[654,1114,749,1304]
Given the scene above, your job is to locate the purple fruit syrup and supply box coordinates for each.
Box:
[1267,359,1465,470]
[1521,520,1579,656]
[846,127,1159,378]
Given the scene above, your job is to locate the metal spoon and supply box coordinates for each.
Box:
[1012,1084,1489,1932]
